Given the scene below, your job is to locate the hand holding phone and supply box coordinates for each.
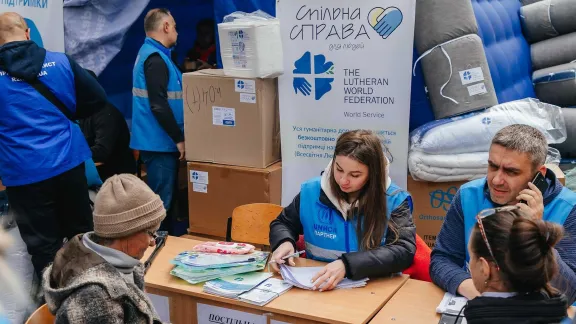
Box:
[519,172,548,204]
[516,172,547,219]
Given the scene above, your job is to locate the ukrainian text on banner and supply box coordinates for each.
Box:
[0,0,64,51]
[277,0,416,205]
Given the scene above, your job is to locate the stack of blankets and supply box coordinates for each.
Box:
[521,0,576,107]
[408,99,567,182]
[520,0,576,159]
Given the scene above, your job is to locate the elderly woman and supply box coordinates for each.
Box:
[43,174,165,323]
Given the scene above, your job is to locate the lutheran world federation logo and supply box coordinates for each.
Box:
[292,51,335,101]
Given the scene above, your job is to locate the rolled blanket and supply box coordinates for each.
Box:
[419,34,497,119]
[415,0,478,54]
[522,0,543,5]
[408,151,487,182]
[533,62,576,107]
[521,0,576,43]
[521,1,559,43]
[410,98,566,155]
[531,32,576,70]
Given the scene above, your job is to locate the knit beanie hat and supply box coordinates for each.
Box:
[93,174,166,238]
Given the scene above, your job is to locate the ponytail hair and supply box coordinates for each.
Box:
[470,209,564,295]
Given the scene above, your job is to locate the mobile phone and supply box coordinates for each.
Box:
[520,172,548,204]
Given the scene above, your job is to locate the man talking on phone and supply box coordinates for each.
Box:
[430,124,576,304]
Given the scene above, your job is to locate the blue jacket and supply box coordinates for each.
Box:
[130,38,183,152]
[430,170,576,304]
[270,176,416,280]
[300,177,410,261]
[0,41,107,186]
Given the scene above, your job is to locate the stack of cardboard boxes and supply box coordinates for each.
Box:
[409,164,566,248]
[183,70,282,238]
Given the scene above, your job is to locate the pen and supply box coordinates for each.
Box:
[269,250,305,264]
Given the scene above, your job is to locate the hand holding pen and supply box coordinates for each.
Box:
[269,250,305,264]
[269,241,304,272]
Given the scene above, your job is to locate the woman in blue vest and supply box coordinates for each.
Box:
[463,207,567,323]
[269,130,416,291]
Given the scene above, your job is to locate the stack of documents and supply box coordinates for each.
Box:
[169,251,269,284]
[436,292,468,315]
[238,278,293,306]
[203,272,273,298]
[279,264,368,290]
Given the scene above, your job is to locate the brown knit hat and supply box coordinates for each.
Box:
[93,174,166,238]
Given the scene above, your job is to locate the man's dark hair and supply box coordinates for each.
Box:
[144,8,171,33]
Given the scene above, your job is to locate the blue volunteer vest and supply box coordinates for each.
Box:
[0,52,90,186]
[131,37,183,152]
[461,178,576,261]
[299,177,412,262]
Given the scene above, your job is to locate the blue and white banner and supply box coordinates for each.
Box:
[0,0,64,51]
[277,0,416,205]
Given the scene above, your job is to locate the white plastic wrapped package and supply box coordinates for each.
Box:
[410,98,567,155]
[218,10,283,78]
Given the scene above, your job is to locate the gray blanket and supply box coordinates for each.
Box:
[522,0,543,5]
[521,0,576,43]
[534,62,576,107]
[415,0,478,54]
[531,32,576,70]
[421,34,498,119]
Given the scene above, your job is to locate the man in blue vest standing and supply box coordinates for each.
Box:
[430,124,576,304]
[131,9,184,233]
[0,12,107,278]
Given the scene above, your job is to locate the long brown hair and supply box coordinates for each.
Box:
[470,209,564,295]
[329,130,397,250]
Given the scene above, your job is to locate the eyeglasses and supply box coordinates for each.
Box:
[476,205,519,271]
[147,230,158,240]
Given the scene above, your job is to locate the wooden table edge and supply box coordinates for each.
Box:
[146,275,410,324]
[364,276,410,324]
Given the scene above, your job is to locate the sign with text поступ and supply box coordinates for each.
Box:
[277,1,416,205]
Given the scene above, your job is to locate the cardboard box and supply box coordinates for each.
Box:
[187,162,282,238]
[408,164,566,248]
[408,177,466,248]
[183,70,280,168]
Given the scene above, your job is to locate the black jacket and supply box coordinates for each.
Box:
[464,292,568,324]
[269,189,416,280]
[78,103,136,181]
[144,53,183,144]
